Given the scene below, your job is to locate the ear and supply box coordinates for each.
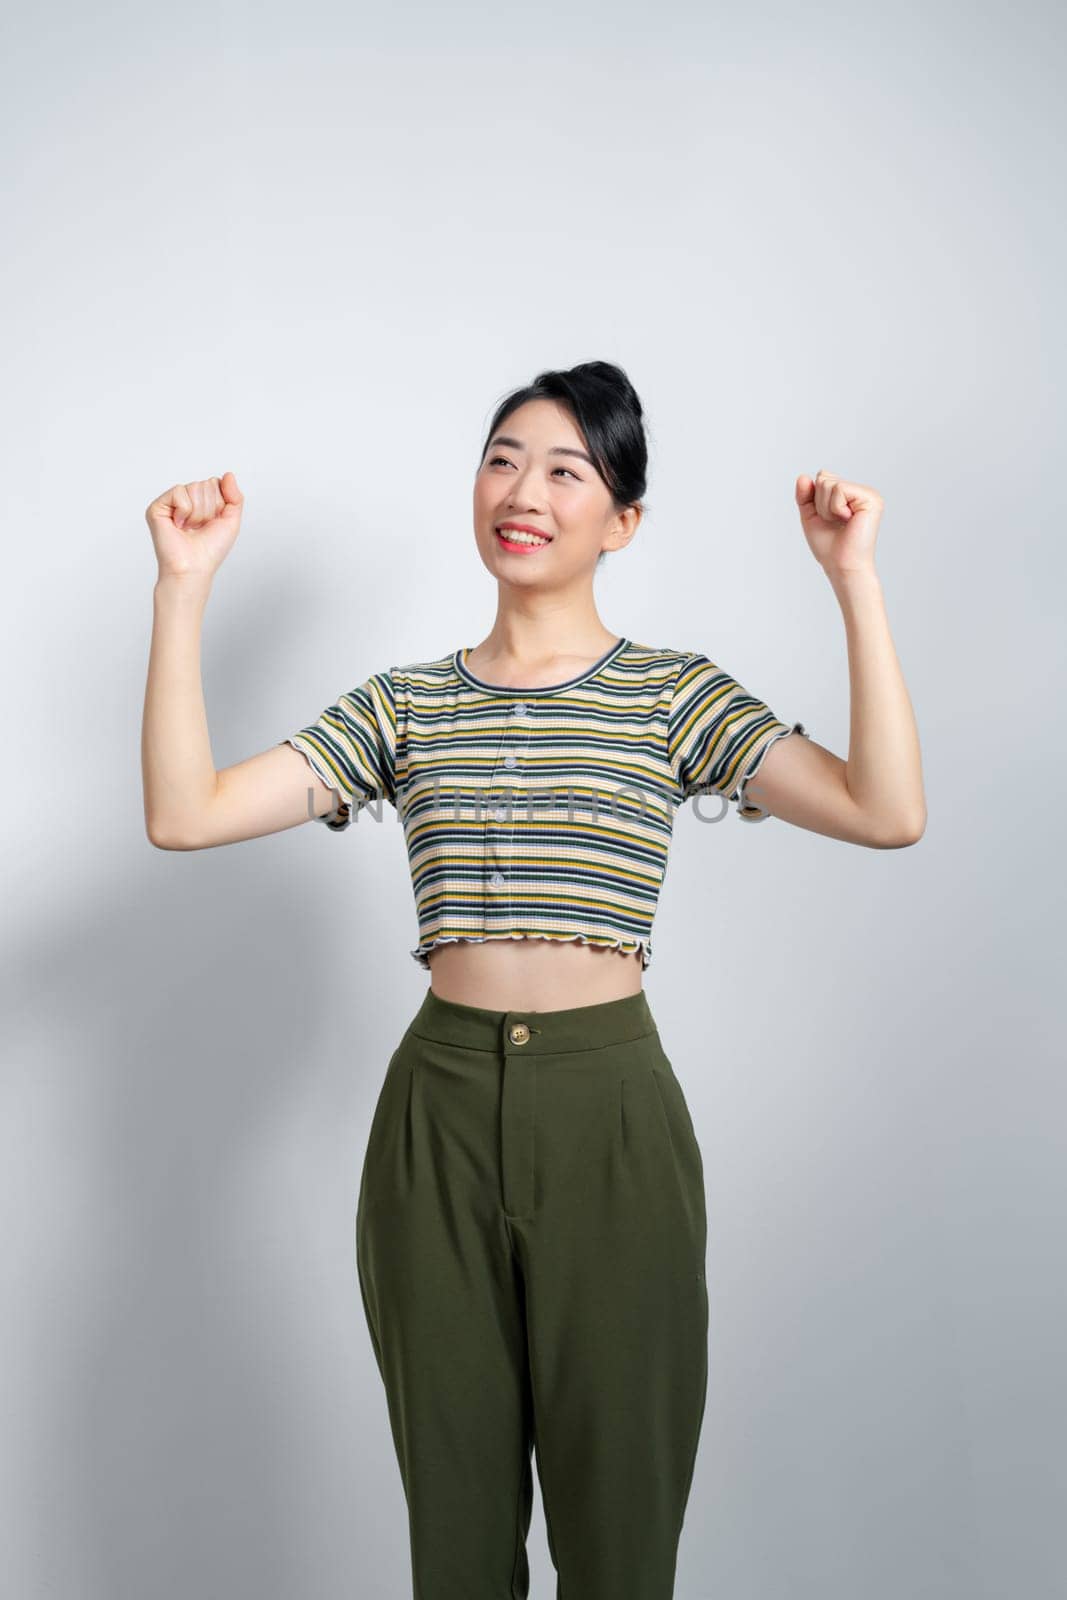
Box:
[606,503,643,553]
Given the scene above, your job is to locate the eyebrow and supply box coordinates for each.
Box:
[488,434,595,468]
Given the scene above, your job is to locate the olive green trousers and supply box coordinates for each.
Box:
[356,986,709,1599]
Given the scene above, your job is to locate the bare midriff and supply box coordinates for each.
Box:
[426,936,644,1013]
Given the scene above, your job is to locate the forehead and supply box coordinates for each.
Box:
[499,396,584,442]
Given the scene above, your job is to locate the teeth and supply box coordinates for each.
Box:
[497,527,549,546]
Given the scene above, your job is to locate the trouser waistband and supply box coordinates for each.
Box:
[406,985,658,1055]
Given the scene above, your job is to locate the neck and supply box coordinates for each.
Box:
[476,600,618,667]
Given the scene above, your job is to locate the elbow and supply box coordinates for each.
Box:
[145,816,200,851]
[866,807,927,849]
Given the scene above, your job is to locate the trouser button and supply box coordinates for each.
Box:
[508,1022,531,1046]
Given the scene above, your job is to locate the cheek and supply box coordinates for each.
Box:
[472,478,496,516]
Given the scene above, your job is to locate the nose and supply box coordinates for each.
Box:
[505,463,548,511]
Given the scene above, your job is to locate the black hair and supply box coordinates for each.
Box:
[478,360,650,568]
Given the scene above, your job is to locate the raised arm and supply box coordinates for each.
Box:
[741,469,927,847]
[141,473,340,850]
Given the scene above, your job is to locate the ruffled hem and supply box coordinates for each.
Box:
[282,737,352,830]
[409,931,653,972]
[734,721,809,819]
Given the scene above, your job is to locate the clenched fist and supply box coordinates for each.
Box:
[145,471,244,581]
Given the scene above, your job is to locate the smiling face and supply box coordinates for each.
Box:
[472,397,640,587]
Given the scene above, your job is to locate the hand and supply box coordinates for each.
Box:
[145,471,244,582]
[795,469,883,579]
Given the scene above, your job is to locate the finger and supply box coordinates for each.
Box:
[192,479,212,525]
[185,482,201,527]
[220,470,244,517]
[171,483,193,529]
[830,482,852,519]
[209,475,225,519]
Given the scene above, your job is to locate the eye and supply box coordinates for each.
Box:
[488,455,579,480]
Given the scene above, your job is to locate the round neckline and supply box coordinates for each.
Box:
[454,636,629,695]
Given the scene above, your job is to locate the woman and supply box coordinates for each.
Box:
[142,360,926,1600]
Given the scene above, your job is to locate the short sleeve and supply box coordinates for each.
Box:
[281,668,397,831]
[667,652,809,819]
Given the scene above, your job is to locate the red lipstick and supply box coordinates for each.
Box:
[494,521,553,553]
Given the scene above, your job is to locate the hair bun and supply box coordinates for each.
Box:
[571,360,643,417]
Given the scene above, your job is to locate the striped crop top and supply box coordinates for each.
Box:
[281,636,808,971]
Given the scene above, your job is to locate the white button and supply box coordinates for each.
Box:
[494,806,508,821]
[514,701,529,717]
[490,872,505,888]
[503,753,518,769]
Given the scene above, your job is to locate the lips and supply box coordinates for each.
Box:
[495,522,552,539]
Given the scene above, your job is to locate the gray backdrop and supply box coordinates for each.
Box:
[2,2,1063,1596]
